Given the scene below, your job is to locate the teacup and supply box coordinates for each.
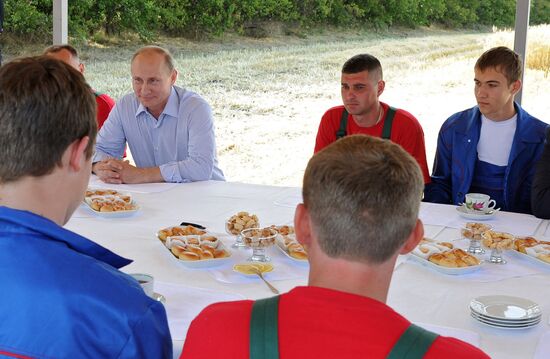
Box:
[129,273,154,297]
[464,193,496,212]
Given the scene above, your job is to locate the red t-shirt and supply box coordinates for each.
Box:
[94,92,115,130]
[181,286,489,359]
[315,103,430,183]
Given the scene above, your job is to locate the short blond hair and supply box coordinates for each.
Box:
[131,45,175,73]
[302,135,423,263]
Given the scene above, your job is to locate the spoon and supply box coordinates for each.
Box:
[250,267,279,294]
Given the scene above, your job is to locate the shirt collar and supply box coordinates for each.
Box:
[0,206,132,269]
[135,86,179,119]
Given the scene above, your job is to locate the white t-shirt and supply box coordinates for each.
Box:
[477,114,517,166]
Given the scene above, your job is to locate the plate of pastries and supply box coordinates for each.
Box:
[157,225,231,268]
[512,236,550,266]
[84,188,139,217]
[272,225,308,262]
[411,238,482,275]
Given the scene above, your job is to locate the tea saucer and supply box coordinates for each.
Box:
[456,205,497,220]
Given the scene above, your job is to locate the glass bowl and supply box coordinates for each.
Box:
[241,227,278,262]
[481,230,515,264]
[461,222,492,254]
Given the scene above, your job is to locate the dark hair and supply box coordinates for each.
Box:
[302,135,423,263]
[475,46,522,84]
[0,56,97,183]
[342,54,383,79]
[43,44,80,63]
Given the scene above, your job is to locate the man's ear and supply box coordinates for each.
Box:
[377,80,385,97]
[399,219,424,255]
[294,203,312,247]
[170,69,178,85]
[68,136,90,172]
[510,79,522,95]
[79,62,85,75]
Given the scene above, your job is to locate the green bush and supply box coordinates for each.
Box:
[2,0,548,41]
[4,0,51,40]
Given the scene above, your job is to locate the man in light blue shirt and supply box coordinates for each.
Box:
[92,46,225,183]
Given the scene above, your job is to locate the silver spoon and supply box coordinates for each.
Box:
[251,267,279,294]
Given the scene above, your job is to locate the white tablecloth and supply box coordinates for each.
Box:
[65,181,550,359]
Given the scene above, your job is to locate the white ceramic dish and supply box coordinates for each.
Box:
[470,313,540,330]
[232,263,274,276]
[167,241,232,269]
[275,235,308,263]
[409,253,482,275]
[510,249,550,268]
[469,295,541,321]
[83,198,139,218]
[456,205,497,220]
[469,310,541,325]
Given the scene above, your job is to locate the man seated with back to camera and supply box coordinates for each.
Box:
[181,135,488,358]
[0,56,172,358]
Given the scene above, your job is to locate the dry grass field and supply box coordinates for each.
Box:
[5,26,549,186]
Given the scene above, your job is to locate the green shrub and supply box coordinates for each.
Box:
[4,0,52,40]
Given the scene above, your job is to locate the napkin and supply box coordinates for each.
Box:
[154,281,245,341]
[534,331,550,359]
[415,322,481,348]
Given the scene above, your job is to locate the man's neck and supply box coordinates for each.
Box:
[484,102,517,122]
[307,251,396,303]
[352,103,383,128]
[0,174,72,226]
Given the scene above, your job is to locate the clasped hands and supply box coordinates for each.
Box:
[92,158,143,184]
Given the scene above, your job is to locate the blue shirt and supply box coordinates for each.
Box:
[0,206,172,358]
[93,86,225,183]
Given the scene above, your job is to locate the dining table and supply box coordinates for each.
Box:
[66,177,550,359]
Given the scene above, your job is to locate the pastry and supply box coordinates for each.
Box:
[428,248,480,268]
[178,251,200,261]
[461,222,491,240]
[481,231,514,249]
[226,211,259,235]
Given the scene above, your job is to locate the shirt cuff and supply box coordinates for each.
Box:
[159,162,184,183]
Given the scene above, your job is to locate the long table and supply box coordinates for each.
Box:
[65,180,550,358]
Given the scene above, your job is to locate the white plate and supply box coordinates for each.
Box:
[456,206,497,220]
[511,248,550,268]
[470,310,541,325]
[275,235,308,263]
[471,313,540,330]
[168,241,232,269]
[470,295,541,321]
[409,253,482,275]
[83,198,139,218]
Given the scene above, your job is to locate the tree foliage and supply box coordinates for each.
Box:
[2,0,549,40]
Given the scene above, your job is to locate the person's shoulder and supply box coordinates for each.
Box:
[94,92,116,107]
[320,105,345,123]
[518,106,548,132]
[426,336,490,358]
[195,299,253,322]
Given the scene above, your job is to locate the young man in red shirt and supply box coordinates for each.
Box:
[43,44,115,129]
[315,53,430,183]
[181,135,488,358]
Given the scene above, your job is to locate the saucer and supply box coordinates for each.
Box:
[456,205,497,220]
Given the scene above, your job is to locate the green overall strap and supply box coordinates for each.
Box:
[250,295,280,359]
[386,324,439,359]
[381,106,397,140]
[336,109,349,139]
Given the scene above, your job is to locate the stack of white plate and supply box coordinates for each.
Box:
[470,295,542,329]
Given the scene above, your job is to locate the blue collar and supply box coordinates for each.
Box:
[0,206,132,269]
[136,86,179,119]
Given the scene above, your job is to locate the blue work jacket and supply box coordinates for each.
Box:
[424,104,548,214]
[0,206,172,358]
